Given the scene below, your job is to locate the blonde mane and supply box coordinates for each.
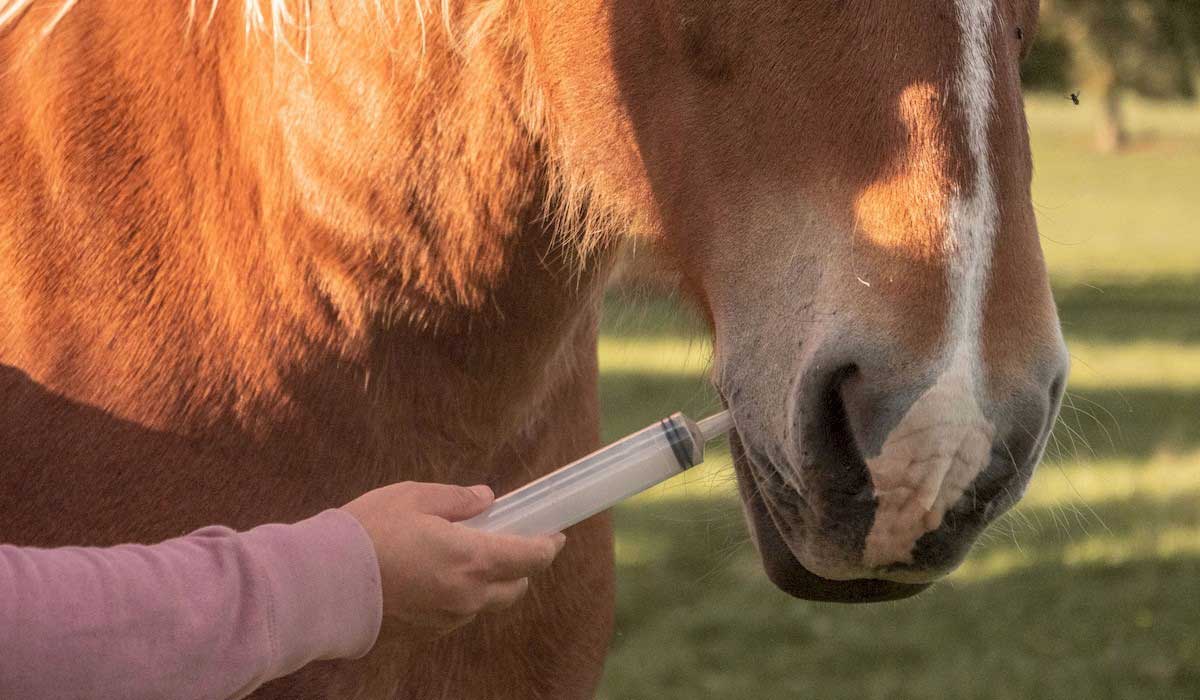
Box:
[0,0,458,60]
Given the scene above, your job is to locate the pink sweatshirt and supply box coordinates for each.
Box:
[0,509,383,699]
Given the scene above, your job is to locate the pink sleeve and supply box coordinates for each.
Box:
[0,509,383,700]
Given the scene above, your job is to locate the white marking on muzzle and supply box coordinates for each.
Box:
[862,356,996,569]
[862,0,1000,570]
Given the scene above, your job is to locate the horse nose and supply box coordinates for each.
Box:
[800,344,1069,575]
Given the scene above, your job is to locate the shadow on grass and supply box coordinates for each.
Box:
[604,490,1200,700]
[1054,275,1200,345]
[1053,386,1200,460]
[601,370,1200,461]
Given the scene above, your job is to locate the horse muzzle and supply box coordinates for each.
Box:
[725,334,1069,602]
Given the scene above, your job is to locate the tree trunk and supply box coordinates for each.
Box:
[1095,81,1129,153]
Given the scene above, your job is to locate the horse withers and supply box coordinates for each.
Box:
[0,0,1066,697]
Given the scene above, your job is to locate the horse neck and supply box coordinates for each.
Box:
[206,5,614,443]
[0,2,611,451]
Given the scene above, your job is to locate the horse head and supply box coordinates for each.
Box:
[529,0,1067,601]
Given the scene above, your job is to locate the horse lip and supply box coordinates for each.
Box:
[730,431,930,603]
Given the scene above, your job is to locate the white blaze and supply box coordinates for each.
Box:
[863,0,1000,570]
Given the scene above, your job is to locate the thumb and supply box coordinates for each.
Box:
[415,483,494,521]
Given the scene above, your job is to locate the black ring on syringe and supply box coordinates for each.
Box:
[660,415,697,470]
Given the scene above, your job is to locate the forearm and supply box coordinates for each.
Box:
[0,509,382,700]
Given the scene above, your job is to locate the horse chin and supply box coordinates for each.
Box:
[746,491,930,603]
[731,434,930,604]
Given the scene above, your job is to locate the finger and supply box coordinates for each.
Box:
[410,483,494,520]
[475,532,565,581]
[482,578,530,612]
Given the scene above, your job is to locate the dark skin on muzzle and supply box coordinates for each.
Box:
[732,433,930,603]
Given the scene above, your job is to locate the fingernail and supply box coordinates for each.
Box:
[553,533,567,550]
[470,484,494,499]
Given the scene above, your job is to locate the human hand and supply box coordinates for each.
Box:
[341,482,565,640]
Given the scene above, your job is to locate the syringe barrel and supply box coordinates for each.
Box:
[462,413,703,536]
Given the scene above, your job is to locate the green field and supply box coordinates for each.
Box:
[596,95,1200,700]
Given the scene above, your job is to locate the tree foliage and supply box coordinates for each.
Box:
[1024,0,1200,150]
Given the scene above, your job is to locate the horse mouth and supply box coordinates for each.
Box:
[729,432,930,603]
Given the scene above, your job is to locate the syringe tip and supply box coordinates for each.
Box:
[697,410,734,440]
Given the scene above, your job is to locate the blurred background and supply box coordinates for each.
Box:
[596,4,1199,698]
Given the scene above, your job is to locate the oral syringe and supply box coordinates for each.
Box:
[463,410,734,536]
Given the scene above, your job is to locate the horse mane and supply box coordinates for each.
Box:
[0,1,448,58]
[0,0,630,265]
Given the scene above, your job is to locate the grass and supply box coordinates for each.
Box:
[595,94,1200,700]
[1025,96,1200,283]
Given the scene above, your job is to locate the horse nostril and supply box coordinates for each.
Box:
[1048,367,1068,421]
[793,362,875,512]
[822,364,870,462]
[1050,370,1066,402]
[830,363,914,463]
[825,364,860,443]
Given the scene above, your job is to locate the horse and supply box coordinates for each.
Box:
[0,0,1068,697]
